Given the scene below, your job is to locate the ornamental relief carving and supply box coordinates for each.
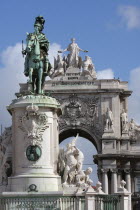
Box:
[54,94,102,136]
[18,104,48,146]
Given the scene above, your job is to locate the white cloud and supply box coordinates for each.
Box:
[118,5,140,29]
[129,67,140,124]
[0,42,62,128]
[97,68,114,79]
[0,43,25,128]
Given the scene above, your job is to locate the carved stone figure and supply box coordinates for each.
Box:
[62,142,78,185]
[52,54,65,78]
[82,56,96,79]
[1,127,12,165]
[58,148,65,176]
[58,38,88,68]
[0,166,3,185]
[58,134,84,185]
[129,118,136,132]
[0,127,12,185]
[22,16,51,94]
[96,181,104,194]
[121,109,128,132]
[76,167,93,187]
[104,108,113,131]
[62,134,84,185]
[58,134,93,188]
[0,145,10,185]
[118,180,128,193]
[71,134,84,172]
[1,162,10,185]
[0,144,4,184]
[128,118,140,138]
[0,145,4,167]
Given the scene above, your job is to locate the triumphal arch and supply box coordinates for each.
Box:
[18,37,140,197]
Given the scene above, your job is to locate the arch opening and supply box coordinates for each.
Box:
[59,127,101,153]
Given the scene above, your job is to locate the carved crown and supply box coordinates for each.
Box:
[26,104,39,114]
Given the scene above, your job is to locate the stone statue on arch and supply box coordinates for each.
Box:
[58,38,88,69]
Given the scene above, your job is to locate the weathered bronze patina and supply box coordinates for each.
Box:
[22,16,51,94]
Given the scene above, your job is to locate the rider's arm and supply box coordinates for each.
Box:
[22,49,27,55]
[41,39,50,44]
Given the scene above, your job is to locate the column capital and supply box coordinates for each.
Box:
[110,168,118,173]
[118,168,122,174]
[124,169,131,174]
[101,168,109,173]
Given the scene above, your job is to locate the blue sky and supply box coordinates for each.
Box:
[0,0,140,184]
[0,0,140,80]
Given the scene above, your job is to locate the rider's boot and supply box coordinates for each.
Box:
[44,57,49,75]
[38,67,43,94]
[28,68,33,83]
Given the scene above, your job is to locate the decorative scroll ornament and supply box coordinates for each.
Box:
[19,104,48,145]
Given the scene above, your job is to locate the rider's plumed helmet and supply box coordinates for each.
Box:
[34,16,45,32]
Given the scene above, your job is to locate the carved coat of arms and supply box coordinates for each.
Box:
[65,94,81,124]
[19,104,48,145]
[55,94,101,134]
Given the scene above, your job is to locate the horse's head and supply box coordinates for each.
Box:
[26,33,36,53]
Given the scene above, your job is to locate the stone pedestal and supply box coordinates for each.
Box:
[7,95,62,192]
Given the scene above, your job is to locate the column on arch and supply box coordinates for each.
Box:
[111,168,118,193]
[101,168,109,194]
[117,168,122,188]
[125,169,131,192]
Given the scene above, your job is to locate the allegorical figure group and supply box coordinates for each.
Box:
[58,134,93,188]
